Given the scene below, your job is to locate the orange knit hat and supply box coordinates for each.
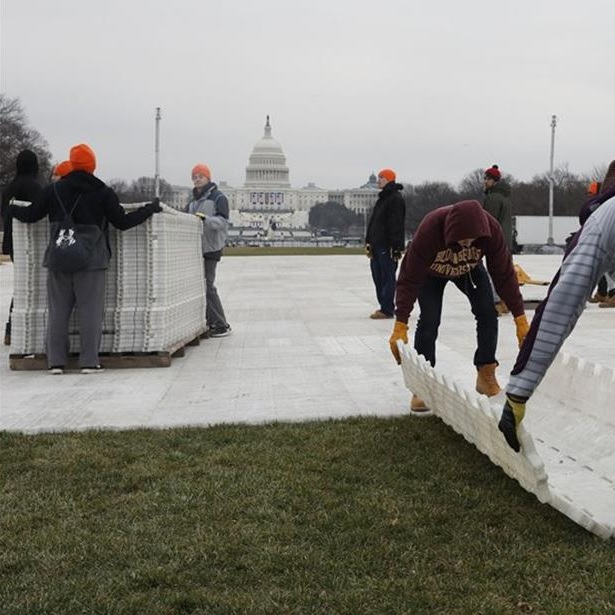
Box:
[53,160,73,178]
[378,168,396,182]
[69,143,96,173]
[191,163,211,180]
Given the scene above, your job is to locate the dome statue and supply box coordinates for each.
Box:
[244,116,291,188]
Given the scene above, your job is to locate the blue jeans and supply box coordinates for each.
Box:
[370,246,397,316]
[414,263,498,367]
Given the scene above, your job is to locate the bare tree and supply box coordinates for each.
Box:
[405,181,459,234]
[309,201,360,235]
[120,176,174,203]
[512,164,587,216]
[458,168,485,201]
[0,94,52,187]
[107,179,131,202]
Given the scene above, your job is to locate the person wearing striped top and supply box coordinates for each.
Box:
[500,190,615,451]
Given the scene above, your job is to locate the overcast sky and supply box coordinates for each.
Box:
[2,0,614,190]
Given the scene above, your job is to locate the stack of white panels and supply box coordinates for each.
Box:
[11,202,206,357]
[11,207,49,354]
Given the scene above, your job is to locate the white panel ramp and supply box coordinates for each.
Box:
[398,342,615,540]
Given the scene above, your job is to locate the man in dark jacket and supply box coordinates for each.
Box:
[388,200,529,413]
[365,168,406,319]
[483,164,512,249]
[483,164,513,315]
[1,149,43,345]
[8,143,162,373]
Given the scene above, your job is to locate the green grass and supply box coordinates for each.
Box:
[224,246,364,256]
[1,417,613,615]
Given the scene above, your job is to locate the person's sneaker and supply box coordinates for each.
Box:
[80,365,105,374]
[409,394,432,416]
[209,325,232,338]
[48,366,64,375]
[598,295,615,308]
[369,310,393,319]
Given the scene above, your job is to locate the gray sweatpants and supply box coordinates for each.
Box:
[46,269,106,368]
[204,258,228,330]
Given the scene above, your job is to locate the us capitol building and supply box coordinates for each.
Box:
[169,116,380,239]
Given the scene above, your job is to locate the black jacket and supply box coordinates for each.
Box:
[9,171,157,268]
[365,181,406,251]
[1,151,43,258]
[10,171,156,229]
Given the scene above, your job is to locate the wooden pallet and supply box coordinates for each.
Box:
[9,329,207,371]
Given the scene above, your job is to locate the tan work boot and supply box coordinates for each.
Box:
[598,295,615,308]
[588,293,607,304]
[476,363,501,397]
[410,394,431,415]
[370,310,393,319]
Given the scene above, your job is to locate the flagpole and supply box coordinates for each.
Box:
[154,107,161,198]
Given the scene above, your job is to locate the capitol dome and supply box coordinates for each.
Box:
[244,116,291,188]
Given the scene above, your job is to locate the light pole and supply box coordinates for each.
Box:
[154,107,161,199]
[547,114,557,245]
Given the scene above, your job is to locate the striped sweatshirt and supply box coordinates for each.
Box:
[507,196,615,399]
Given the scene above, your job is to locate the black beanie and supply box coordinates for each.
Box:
[15,149,39,176]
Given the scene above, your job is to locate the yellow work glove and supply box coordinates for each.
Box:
[388,320,408,365]
[365,243,372,259]
[498,394,527,452]
[514,314,530,348]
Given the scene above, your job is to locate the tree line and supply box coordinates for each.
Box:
[309,164,606,237]
[1,94,606,237]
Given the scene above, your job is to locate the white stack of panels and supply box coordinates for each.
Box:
[11,202,206,357]
[11,203,49,355]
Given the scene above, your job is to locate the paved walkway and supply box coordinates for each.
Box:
[1,255,613,433]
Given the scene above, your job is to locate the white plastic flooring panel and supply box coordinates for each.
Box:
[399,342,615,540]
[10,202,205,355]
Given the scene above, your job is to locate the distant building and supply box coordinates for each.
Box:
[169,116,381,233]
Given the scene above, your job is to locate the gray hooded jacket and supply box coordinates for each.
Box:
[186,183,229,259]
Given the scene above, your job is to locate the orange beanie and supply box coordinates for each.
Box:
[378,168,396,182]
[69,143,96,174]
[54,160,73,178]
[191,164,211,180]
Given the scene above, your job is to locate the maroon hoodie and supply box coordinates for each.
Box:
[395,200,524,322]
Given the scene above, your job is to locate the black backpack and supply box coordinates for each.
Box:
[44,184,104,273]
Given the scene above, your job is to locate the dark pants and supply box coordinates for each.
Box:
[204,258,228,330]
[46,269,106,368]
[4,253,14,341]
[370,246,397,316]
[5,298,13,340]
[414,263,498,367]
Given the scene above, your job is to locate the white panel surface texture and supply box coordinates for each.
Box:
[399,343,615,540]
